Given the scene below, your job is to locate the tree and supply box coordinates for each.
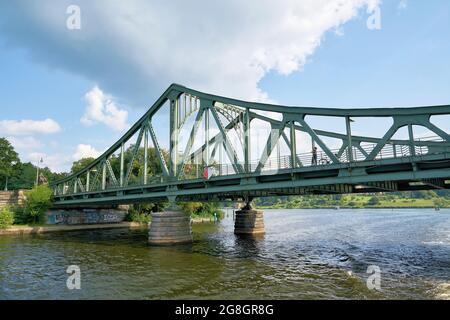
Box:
[0,206,14,228]
[0,138,21,190]
[368,196,380,206]
[71,157,95,174]
[23,185,53,224]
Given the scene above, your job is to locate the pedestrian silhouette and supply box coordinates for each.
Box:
[311,147,318,165]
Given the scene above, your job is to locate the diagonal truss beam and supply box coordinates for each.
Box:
[148,122,169,177]
[297,117,339,163]
[124,126,145,186]
[281,130,302,167]
[210,105,244,174]
[366,124,399,161]
[255,122,286,172]
[105,159,119,187]
[177,107,205,178]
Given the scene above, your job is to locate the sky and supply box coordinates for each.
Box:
[0,0,449,172]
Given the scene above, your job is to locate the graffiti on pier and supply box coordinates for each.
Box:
[47,209,126,225]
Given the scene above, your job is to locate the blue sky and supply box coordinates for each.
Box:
[0,0,449,172]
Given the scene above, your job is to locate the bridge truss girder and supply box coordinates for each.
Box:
[51,84,450,206]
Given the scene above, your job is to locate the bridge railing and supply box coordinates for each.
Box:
[178,135,447,180]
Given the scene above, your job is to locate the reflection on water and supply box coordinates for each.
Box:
[0,209,449,300]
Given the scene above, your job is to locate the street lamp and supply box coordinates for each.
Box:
[4,160,17,191]
[35,157,43,187]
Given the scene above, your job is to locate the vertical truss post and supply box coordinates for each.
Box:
[408,124,416,156]
[170,98,179,177]
[120,142,125,187]
[144,127,148,185]
[102,161,106,190]
[74,179,77,194]
[244,108,251,172]
[205,107,210,167]
[346,116,353,162]
[86,171,90,192]
[290,121,297,168]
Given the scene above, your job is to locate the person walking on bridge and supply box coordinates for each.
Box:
[311,147,318,165]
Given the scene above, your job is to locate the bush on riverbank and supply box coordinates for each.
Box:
[0,206,14,228]
[178,201,224,218]
[126,211,151,224]
[125,203,168,223]
[23,185,53,224]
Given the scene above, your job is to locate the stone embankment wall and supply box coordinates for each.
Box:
[0,190,25,209]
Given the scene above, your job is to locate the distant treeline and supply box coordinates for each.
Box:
[254,191,450,209]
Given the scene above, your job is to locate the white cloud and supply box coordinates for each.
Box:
[0,119,61,136]
[28,152,72,173]
[73,143,102,160]
[398,0,408,10]
[27,143,103,172]
[7,136,43,151]
[81,86,129,132]
[0,0,379,104]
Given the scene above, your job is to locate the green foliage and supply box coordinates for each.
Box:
[178,201,223,217]
[23,185,53,224]
[2,161,68,190]
[126,211,151,224]
[367,196,380,205]
[0,206,14,228]
[0,137,21,190]
[107,145,170,186]
[11,205,28,225]
[125,202,168,223]
[71,157,95,174]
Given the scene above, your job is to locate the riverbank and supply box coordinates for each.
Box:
[257,197,449,209]
[0,222,145,236]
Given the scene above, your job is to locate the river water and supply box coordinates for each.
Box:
[1,208,449,300]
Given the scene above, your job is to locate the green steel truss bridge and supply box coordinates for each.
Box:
[51,84,450,207]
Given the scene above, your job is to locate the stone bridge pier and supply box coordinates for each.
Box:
[234,202,265,235]
[147,200,265,245]
[148,211,193,245]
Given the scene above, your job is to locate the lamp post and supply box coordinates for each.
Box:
[35,157,43,187]
[5,160,18,191]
